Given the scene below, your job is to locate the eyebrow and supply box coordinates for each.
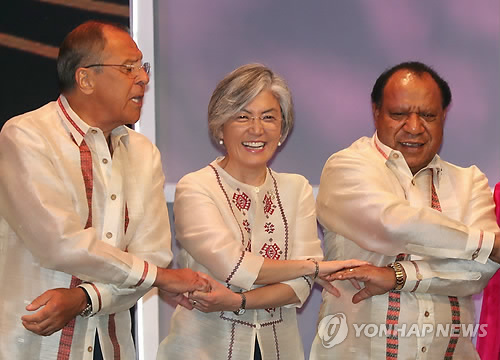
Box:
[241,107,277,114]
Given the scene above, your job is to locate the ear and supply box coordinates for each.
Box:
[371,103,380,125]
[75,68,95,95]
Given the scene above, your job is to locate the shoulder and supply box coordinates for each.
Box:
[325,136,376,164]
[178,165,217,188]
[270,170,312,195]
[440,159,490,185]
[1,102,59,137]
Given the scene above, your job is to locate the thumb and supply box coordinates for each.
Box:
[26,290,52,311]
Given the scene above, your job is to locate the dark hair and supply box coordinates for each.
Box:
[371,61,452,110]
[57,20,129,93]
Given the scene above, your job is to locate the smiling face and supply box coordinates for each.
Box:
[219,89,282,184]
[87,26,149,134]
[373,70,447,174]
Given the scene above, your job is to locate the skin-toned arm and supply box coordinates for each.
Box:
[255,258,369,285]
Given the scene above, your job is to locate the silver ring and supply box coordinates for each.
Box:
[192,300,197,306]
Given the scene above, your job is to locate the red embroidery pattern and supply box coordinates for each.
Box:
[385,253,406,360]
[263,193,276,218]
[431,171,460,360]
[264,222,275,234]
[269,170,289,259]
[272,323,281,360]
[260,242,282,260]
[57,276,82,360]
[445,296,460,359]
[243,219,251,233]
[108,314,121,360]
[233,190,251,213]
[210,165,245,246]
[57,98,131,359]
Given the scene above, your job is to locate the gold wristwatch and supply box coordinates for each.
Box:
[387,262,405,291]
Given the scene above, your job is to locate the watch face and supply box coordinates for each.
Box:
[234,308,246,316]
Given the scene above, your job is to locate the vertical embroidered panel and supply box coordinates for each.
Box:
[385,253,406,359]
[431,173,460,359]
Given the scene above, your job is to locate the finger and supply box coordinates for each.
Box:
[315,278,341,297]
[21,306,51,323]
[176,295,194,310]
[190,290,210,301]
[343,259,371,269]
[349,278,361,290]
[352,287,373,304]
[22,319,51,336]
[25,291,52,311]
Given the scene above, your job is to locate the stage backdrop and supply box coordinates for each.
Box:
[154,1,500,358]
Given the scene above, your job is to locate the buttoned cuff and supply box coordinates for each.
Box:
[399,261,431,293]
[468,229,494,264]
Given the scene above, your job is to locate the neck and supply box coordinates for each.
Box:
[218,157,267,186]
[65,92,114,139]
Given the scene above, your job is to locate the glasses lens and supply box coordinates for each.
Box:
[142,62,151,75]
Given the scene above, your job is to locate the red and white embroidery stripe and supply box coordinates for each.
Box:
[431,172,460,359]
[385,253,406,359]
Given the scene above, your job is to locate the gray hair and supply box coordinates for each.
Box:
[208,63,294,145]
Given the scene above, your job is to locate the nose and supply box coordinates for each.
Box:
[249,117,264,134]
[404,113,424,134]
[136,67,150,86]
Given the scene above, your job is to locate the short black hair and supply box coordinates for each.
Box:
[371,61,452,110]
[57,20,129,93]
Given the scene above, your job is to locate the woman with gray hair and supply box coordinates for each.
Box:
[157,64,365,360]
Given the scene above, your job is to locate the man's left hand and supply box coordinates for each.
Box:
[21,288,87,336]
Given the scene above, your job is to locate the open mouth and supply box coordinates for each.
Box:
[131,96,143,104]
[242,141,265,150]
[400,142,424,148]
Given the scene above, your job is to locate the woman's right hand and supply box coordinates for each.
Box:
[318,259,370,277]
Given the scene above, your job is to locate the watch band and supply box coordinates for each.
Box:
[233,292,247,316]
[79,287,93,318]
[387,262,405,291]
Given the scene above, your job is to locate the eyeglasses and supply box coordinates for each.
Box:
[233,114,281,128]
[84,62,151,77]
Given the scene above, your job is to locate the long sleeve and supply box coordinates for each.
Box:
[80,145,172,315]
[316,138,494,264]
[398,168,500,296]
[174,170,264,290]
[280,177,323,307]
[0,114,158,290]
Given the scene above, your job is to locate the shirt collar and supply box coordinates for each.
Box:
[57,95,129,147]
[372,132,443,183]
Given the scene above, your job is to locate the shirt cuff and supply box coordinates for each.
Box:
[399,261,431,293]
[122,258,157,290]
[227,251,265,290]
[469,229,494,264]
[78,283,102,316]
[281,277,312,308]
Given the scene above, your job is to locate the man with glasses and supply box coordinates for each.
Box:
[0,20,209,360]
